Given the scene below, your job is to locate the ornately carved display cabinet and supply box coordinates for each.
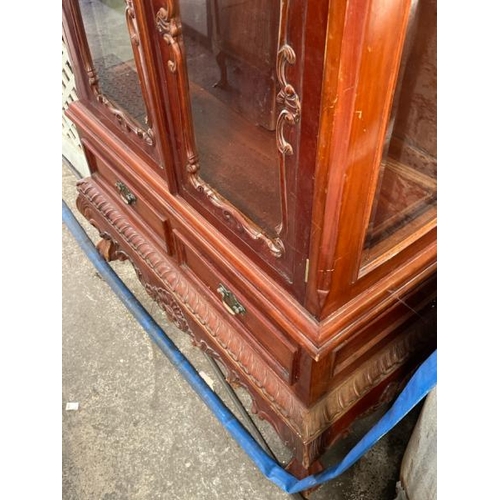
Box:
[63,0,437,477]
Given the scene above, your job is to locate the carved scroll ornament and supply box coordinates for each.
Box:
[156,2,182,73]
[276,44,301,156]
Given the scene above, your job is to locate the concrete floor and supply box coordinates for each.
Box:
[62,162,421,500]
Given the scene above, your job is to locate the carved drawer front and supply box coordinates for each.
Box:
[92,154,173,253]
[173,229,299,384]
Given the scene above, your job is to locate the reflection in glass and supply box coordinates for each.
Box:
[364,0,437,256]
[79,0,148,126]
[180,0,282,235]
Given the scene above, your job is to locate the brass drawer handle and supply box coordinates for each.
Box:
[217,284,246,316]
[115,181,137,205]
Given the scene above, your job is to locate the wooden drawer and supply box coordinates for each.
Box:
[89,152,173,253]
[173,229,299,383]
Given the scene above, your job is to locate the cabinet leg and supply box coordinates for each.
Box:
[285,457,324,498]
[96,238,128,262]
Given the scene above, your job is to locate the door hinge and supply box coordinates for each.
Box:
[304,258,310,283]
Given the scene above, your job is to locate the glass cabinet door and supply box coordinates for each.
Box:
[362,0,437,264]
[163,0,291,253]
[78,0,154,145]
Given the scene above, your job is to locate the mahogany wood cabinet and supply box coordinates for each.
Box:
[63,0,437,477]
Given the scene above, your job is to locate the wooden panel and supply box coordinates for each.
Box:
[86,146,173,253]
[333,285,436,382]
[174,228,299,383]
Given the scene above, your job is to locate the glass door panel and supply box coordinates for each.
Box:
[179,0,282,236]
[79,0,148,128]
[363,0,436,262]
